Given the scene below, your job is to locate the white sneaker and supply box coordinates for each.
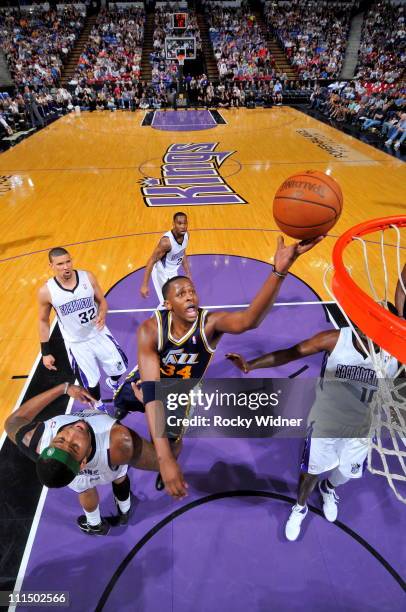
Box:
[106,377,120,392]
[394,141,400,150]
[285,504,308,541]
[384,139,393,147]
[319,481,339,522]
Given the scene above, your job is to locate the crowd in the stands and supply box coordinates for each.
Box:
[0,1,404,152]
[265,0,352,79]
[204,1,276,81]
[355,0,405,84]
[71,7,145,85]
[0,6,84,87]
[310,80,406,148]
[0,77,313,138]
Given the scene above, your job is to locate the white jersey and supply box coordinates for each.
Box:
[309,327,398,436]
[47,270,98,343]
[155,230,189,277]
[39,410,126,493]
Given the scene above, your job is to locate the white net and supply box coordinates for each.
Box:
[324,221,406,503]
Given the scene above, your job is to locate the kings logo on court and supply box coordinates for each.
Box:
[140,143,246,207]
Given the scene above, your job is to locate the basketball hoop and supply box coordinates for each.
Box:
[177,52,185,67]
[324,215,406,503]
[331,216,406,362]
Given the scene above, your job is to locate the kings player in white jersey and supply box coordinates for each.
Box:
[38,248,128,405]
[227,325,398,541]
[140,212,192,307]
[5,383,160,536]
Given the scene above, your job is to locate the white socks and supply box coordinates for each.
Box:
[116,496,131,514]
[84,506,101,526]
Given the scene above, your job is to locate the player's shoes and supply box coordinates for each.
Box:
[77,516,111,536]
[318,481,339,522]
[285,504,308,541]
[114,406,129,421]
[106,377,121,392]
[114,492,136,526]
[155,473,165,491]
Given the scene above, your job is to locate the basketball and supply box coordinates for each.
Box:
[273,171,343,240]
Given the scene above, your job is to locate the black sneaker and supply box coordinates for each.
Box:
[114,492,136,526]
[77,516,111,536]
[155,473,165,491]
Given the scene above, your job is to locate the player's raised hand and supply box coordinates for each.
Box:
[43,354,57,371]
[160,456,188,500]
[225,353,250,373]
[66,384,95,405]
[274,235,324,275]
[140,284,149,299]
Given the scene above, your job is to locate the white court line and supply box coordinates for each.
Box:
[0,320,57,453]
[108,300,335,314]
[8,488,48,611]
[8,395,75,611]
[140,110,152,126]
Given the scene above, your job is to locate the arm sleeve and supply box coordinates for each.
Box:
[15,422,45,462]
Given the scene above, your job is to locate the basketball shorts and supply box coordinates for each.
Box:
[66,327,128,388]
[301,434,368,479]
[114,366,194,440]
[151,266,179,307]
[68,463,128,494]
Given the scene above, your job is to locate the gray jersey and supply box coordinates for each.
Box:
[309,327,398,437]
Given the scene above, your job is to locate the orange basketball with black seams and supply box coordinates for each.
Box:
[273,170,343,240]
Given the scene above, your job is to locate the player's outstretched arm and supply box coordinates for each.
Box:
[5,384,94,444]
[226,330,339,373]
[88,271,108,329]
[38,285,57,371]
[137,320,188,499]
[140,237,171,298]
[208,236,324,335]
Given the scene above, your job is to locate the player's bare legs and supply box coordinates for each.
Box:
[297,472,319,506]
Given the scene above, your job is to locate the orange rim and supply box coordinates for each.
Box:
[332,216,406,362]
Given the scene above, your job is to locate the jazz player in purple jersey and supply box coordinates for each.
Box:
[115,235,323,500]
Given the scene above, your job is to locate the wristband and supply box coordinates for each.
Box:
[141,381,157,405]
[41,342,51,356]
[272,268,287,279]
[63,382,70,395]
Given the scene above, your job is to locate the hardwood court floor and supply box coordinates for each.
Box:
[0,107,404,432]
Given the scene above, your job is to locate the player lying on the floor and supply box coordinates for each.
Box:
[115,235,324,501]
[5,383,160,536]
[226,324,399,541]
